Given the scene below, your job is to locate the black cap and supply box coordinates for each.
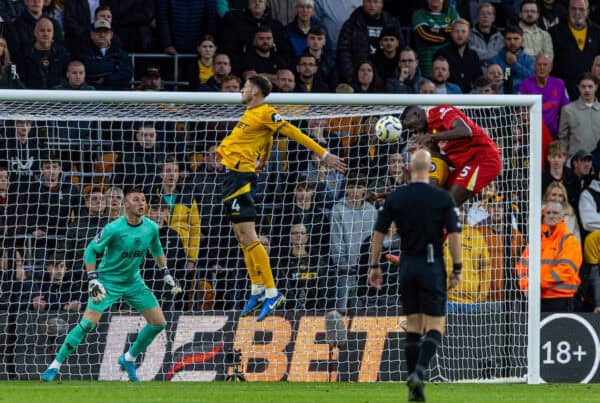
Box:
[572,150,593,161]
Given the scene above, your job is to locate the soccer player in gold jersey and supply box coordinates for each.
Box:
[217,75,346,321]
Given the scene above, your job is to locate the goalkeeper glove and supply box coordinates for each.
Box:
[161,268,182,296]
[87,272,106,303]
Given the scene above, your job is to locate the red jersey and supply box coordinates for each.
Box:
[427,105,499,167]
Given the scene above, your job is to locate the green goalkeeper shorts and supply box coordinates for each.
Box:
[87,279,160,314]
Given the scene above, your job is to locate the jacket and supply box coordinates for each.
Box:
[433,43,482,94]
[102,0,155,52]
[18,43,70,89]
[579,179,600,232]
[385,68,427,94]
[468,26,505,66]
[490,48,535,94]
[336,6,402,84]
[64,0,93,52]
[7,10,63,58]
[78,43,132,90]
[517,220,582,299]
[559,98,600,158]
[520,22,554,58]
[286,16,332,58]
[158,0,217,53]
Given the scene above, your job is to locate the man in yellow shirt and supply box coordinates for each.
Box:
[217,75,346,321]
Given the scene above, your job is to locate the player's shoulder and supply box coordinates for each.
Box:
[250,103,284,124]
[142,216,159,231]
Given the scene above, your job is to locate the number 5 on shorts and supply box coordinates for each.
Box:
[459,166,472,178]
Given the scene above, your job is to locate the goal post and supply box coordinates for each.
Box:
[0,90,542,383]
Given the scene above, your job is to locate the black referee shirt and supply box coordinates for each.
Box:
[374,182,460,257]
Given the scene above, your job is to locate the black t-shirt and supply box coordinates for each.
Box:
[374,182,460,256]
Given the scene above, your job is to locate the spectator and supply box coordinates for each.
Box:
[517,199,582,312]
[103,186,124,221]
[267,0,296,25]
[490,25,535,94]
[518,0,554,58]
[215,74,240,92]
[430,55,462,94]
[566,149,594,209]
[544,180,582,243]
[63,187,107,271]
[592,55,600,98]
[368,151,406,203]
[336,0,402,84]
[472,76,495,94]
[295,53,329,92]
[419,79,436,94]
[219,0,291,75]
[274,68,296,92]
[540,0,568,31]
[286,0,331,58]
[370,26,401,82]
[329,174,377,312]
[0,161,27,256]
[28,252,83,312]
[313,0,361,52]
[18,16,69,89]
[351,60,384,93]
[559,73,600,158]
[0,35,24,88]
[550,0,600,98]
[305,26,337,90]
[7,0,63,59]
[136,65,163,91]
[241,27,287,82]
[78,19,132,90]
[412,0,459,77]
[385,47,427,94]
[434,18,482,93]
[542,141,573,196]
[197,53,232,92]
[101,0,155,52]
[469,2,504,68]
[486,63,505,93]
[189,35,217,89]
[64,0,101,52]
[187,143,224,222]
[518,53,569,138]
[1,120,41,180]
[53,60,95,90]
[43,0,62,33]
[277,222,327,311]
[300,151,346,209]
[159,0,217,55]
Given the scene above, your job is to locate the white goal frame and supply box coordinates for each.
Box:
[0,90,542,384]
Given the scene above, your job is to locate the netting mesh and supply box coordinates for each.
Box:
[0,100,531,382]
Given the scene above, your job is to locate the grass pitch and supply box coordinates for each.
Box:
[2,382,600,403]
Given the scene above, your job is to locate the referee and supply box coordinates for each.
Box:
[369,149,462,402]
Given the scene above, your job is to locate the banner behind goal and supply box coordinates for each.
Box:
[0,91,541,383]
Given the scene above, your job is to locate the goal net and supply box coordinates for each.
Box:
[0,91,541,383]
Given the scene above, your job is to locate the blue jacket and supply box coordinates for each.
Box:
[79,44,133,90]
[158,0,217,53]
[286,16,333,58]
[436,82,462,94]
[490,48,534,94]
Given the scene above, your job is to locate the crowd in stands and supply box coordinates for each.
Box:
[1,0,600,321]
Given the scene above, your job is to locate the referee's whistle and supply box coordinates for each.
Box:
[426,243,434,264]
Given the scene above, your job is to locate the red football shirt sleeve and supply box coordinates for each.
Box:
[428,105,461,134]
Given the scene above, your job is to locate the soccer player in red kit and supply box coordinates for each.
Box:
[401,104,502,206]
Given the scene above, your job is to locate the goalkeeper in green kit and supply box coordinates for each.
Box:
[42,188,182,382]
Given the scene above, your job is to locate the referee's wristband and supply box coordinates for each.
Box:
[452,263,462,274]
[161,267,171,277]
[87,271,98,281]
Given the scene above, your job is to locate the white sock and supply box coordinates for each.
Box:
[265,287,278,298]
[125,351,136,362]
[251,285,264,295]
[49,360,62,370]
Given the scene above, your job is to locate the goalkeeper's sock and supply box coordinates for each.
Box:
[128,322,167,358]
[415,330,442,379]
[405,332,422,374]
[49,360,61,370]
[124,351,136,362]
[55,318,96,364]
[251,284,264,296]
[241,243,262,286]
[246,240,275,289]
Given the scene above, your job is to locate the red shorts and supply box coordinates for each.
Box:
[447,153,501,194]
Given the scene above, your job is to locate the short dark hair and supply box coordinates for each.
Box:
[432,55,449,65]
[0,160,9,171]
[578,71,599,85]
[94,5,111,17]
[196,34,216,47]
[148,195,165,209]
[41,150,62,166]
[247,75,272,97]
[307,26,326,37]
[504,24,523,37]
[163,155,179,166]
[295,176,316,191]
[124,187,145,198]
[48,251,66,265]
[346,173,367,188]
[297,53,317,64]
[519,0,538,11]
[255,26,273,35]
[134,121,155,131]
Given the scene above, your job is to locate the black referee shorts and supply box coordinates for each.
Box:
[222,170,257,223]
[399,255,447,317]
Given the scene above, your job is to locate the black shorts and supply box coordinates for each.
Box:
[399,255,447,317]
[222,170,257,223]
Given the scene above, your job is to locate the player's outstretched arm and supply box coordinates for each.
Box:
[156,255,182,296]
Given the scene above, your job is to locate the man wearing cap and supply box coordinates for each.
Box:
[136,66,163,91]
[78,19,132,90]
[567,149,594,208]
[370,26,401,82]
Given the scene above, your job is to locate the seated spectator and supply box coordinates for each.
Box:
[370,26,401,82]
[28,252,83,312]
[519,0,554,58]
[295,53,329,92]
[412,0,458,77]
[469,2,504,68]
[434,18,482,94]
[542,141,573,196]
[368,151,406,204]
[189,35,217,89]
[219,0,291,74]
[486,63,505,93]
[430,56,462,94]
[101,0,155,52]
[1,119,41,181]
[159,0,217,55]
[559,73,600,159]
[274,68,296,92]
[351,60,383,93]
[78,19,132,90]
[301,151,345,209]
[136,65,163,91]
[240,27,287,82]
[517,200,582,312]
[490,25,535,94]
[472,76,495,94]
[385,46,427,94]
[18,17,69,89]
[419,79,436,94]
[53,60,95,90]
[103,186,124,221]
[7,0,63,58]
[305,26,337,90]
[519,53,569,139]
[196,53,232,92]
[219,74,241,92]
[545,180,583,244]
[566,149,594,209]
[286,0,331,58]
[539,0,567,31]
[0,35,24,88]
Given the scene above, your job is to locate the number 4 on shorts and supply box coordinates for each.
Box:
[232,199,240,212]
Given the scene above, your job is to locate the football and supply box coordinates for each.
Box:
[375,115,403,143]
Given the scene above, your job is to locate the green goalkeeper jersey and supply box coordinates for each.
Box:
[84,216,164,285]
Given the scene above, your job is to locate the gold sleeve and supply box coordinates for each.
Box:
[278,122,327,157]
